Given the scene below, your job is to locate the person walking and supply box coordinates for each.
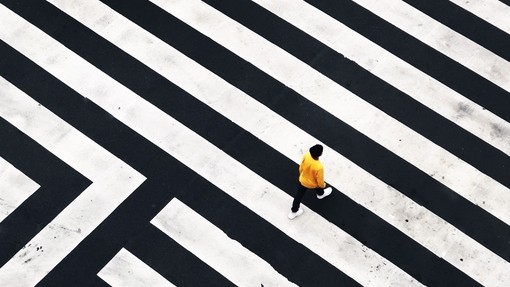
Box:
[288,144,333,219]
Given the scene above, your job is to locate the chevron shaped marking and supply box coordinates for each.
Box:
[0,76,145,286]
[0,3,421,285]
[41,0,510,285]
[0,156,40,223]
[0,115,92,267]
[98,248,176,287]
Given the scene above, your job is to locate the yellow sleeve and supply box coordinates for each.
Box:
[316,167,326,188]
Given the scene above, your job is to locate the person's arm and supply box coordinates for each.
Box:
[315,168,326,188]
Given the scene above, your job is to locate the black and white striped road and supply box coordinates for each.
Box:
[0,0,508,286]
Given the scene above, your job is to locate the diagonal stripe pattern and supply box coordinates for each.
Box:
[0,0,508,286]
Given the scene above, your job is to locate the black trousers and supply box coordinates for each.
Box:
[291,183,324,212]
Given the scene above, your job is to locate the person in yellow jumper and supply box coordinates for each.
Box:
[289,144,333,219]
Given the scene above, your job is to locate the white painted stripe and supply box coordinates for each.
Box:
[152,198,297,286]
[0,76,145,287]
[0,9,145,284]
[98,248,176,287]
[9,2,421,285]
[85,1,510,285]
[0,156,40,223]
[449,0,510,36]
[0,157,11,177]
[249,0,510,157]
[145,0,510,230]
[43,0,510,286]
[353,0,510,94]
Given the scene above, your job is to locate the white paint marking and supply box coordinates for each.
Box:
[353,0,510,94]
[145,0,510,232]
[249,0,510,157]
[152,198,297,286]
[0,156,40,223]
[0,75,145,287]
[98,2,507,282]
[98,248,176,287]
[44,0,510,286]
[449,0,510,36]
[9,1,422,285]
[0,8,145,284]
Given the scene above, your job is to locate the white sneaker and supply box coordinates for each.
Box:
[317,187,333,199]
[288,208,303,220]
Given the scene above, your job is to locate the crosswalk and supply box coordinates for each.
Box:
[0,0,508,286]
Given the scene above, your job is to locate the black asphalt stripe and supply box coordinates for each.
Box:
[0,1,359,286]
[49,0,488,285]
[128,224,236,287]
[0,107,90,267]
[0,0,496,286]
[0,40,239,286]
[202,0,510,190]
[500,0,510,6]
[402,0,510,61]
[38,273,110,287]
[156,0,510,263]
[3,48,357,286]
[304,0,510,124]
[179,180,361,287]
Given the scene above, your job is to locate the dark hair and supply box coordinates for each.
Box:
[309,144,323,159]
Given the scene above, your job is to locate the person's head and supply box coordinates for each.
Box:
[309,144,323,159]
